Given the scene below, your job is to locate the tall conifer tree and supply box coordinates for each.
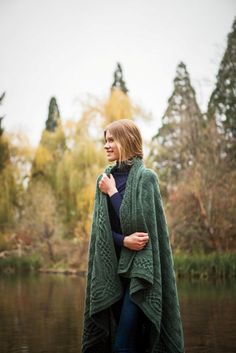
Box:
[45,97,61,132]
[111,62,129,94]
[103,63,133,124]
[32,97,66,186]
[0,92,6,136]
[207,18,236,163]
[150,62,203,182]
[0,92,9,171]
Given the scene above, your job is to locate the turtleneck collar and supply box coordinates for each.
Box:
[112,157,139,173]
[104,156,143,176]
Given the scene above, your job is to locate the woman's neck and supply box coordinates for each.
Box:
[114,157,135,172]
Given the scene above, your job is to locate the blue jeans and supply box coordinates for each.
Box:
[112,280,147,353]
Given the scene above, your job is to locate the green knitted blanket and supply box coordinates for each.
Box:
[82,157,184,353]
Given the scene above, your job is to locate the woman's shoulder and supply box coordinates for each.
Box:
[141,166,160,183]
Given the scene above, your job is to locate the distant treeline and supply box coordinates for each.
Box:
[0,19,235,268]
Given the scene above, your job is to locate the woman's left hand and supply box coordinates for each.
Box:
[99,173,118,196]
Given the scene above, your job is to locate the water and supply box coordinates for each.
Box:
[0,274,235,353]
[0,274,85,353]
[179,280,236,353]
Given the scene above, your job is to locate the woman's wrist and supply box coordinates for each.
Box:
[108,188,118,197]
[123,236,128,248]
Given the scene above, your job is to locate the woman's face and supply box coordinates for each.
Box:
[104,130,120,162]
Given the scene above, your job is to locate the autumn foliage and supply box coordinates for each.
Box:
[0,18,236,270]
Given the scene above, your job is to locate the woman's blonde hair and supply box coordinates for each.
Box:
[104,119,143,163]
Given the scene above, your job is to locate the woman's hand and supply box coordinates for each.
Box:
[123,232,149,251]
[98,173,118,197]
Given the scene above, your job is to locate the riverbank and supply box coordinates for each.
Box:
[174,252,236,279]
[0,252,236,279]
[0,254,41,274]
[0,255,85,275]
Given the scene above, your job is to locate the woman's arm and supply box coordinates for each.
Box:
[99,173,149,250]
[110,192,123,217]
[124,232,149,250]
[113,231,149,250]
[112,230,125,248]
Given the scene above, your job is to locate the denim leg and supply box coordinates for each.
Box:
[113,282,143,353]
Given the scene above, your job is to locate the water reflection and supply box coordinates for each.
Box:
[0,274,86,353]
[178,280,236,353]
[0,275,235,353]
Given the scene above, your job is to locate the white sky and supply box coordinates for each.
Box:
[1,0,235,146]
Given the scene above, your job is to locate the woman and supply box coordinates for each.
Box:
[82,119,184,353]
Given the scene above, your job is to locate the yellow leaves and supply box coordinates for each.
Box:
[53,124,105,239]
[33,124,67,186]
[6,131,32,157]
[40,125,66,153]
[0,164,16,225]
[34,145,53,169]
[1,89,149,245]
[18,180,59,244]
[76,183,95,215]
[103,89,134,126]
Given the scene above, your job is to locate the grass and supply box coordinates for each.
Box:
[173,252,236,279]
[1,252,236,279]
[0,255,42,274]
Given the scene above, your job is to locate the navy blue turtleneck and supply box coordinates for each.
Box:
[106,162,132,257]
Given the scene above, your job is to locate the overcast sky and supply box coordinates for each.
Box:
[1,0,235,146]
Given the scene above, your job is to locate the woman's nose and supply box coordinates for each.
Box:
[104,141,109,149]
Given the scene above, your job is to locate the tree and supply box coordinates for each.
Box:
[45,97,61,132]
[103,89,134,125]
[111,62,129,94]
[149,62,204,183]
[0,93,19,231]
[32,97,66,188]
[0,92,6,136]
[71,63,150,135]
[207,17,236,164]
[103,62,133,125]
[18,180,60,262]
[168,120,236,252]
[0,92,9,171]
[56,116,105,238]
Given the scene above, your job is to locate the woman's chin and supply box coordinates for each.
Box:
[107,155,117,162]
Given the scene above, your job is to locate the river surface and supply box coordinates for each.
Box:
[0,274,235,353]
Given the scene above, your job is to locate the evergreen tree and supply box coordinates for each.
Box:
[111,62,129,94]
[45,97,61,132]
[0,92,6,136]
[103,89,133,125]
[0,92,9,172]
[102,63,133,125]
[32,97,66,187]
[207,17,236,163]
[150,62,204,182]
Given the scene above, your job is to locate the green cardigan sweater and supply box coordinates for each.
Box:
[82,157,184,353]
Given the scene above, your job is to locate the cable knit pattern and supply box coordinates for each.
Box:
[82,157,185,353]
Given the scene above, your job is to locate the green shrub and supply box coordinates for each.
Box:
[0,255,42,274]
[174,253,236,279]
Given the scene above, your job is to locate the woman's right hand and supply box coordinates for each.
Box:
[123,232,149,251]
